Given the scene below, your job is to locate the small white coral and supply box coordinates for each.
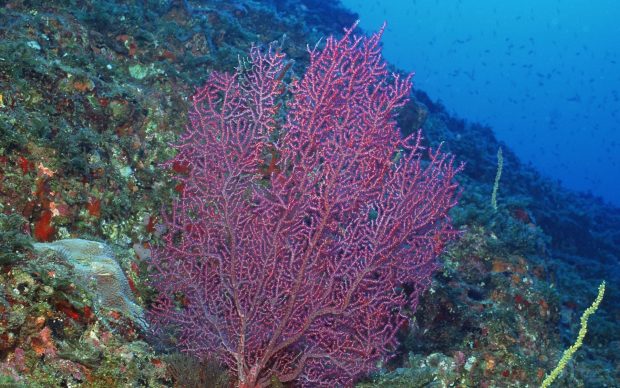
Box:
[33,239,147,331]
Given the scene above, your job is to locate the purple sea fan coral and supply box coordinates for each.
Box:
[148,23,462,387]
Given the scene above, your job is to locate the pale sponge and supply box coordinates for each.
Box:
[33,239,147,331]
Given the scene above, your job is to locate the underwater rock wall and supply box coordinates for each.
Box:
[0,0,617,386]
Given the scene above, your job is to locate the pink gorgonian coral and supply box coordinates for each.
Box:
[149,23,462,387]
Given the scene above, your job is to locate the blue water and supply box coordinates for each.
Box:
[342,0,620,207]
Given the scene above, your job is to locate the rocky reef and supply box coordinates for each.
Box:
[0,0,617,386]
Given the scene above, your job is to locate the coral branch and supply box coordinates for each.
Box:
[149,25,462,387]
